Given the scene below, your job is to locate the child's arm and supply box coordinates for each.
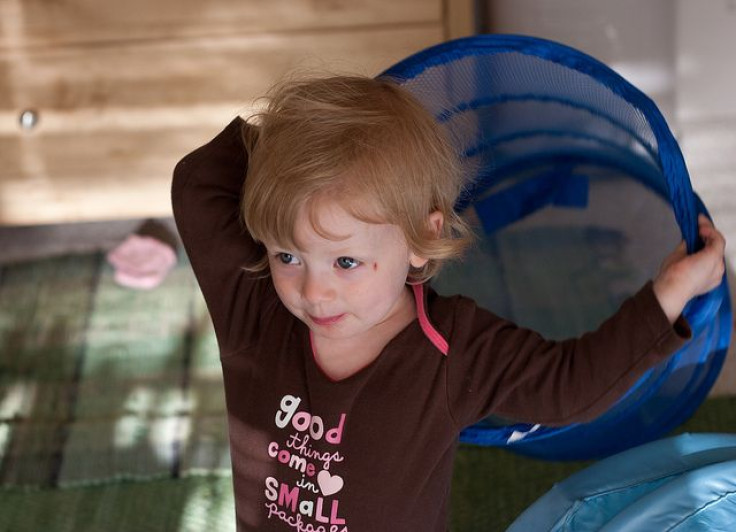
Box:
[653,214,727,323]
[172,118,274,356]
[444,217,726,428]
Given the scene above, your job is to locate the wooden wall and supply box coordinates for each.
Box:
[0,0,474,225]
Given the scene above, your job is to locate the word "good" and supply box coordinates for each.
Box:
[276,395,346,445]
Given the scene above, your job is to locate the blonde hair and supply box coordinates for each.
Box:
[241,74,473,283]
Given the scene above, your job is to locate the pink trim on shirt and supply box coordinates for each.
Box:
[412,284,449,356]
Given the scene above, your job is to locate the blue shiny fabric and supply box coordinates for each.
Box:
[508,433,736,531]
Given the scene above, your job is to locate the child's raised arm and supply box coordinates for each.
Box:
[444,215,726,428]
[653,214,727,323]
[172,118,275,356]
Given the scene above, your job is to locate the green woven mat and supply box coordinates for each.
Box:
[0,473,235,532]
[0,251,733,532]
[0,251,229,490]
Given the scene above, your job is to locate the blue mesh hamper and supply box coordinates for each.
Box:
[381,35,732,460]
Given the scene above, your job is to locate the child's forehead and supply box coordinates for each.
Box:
[305,193,387,230]
[300,199,387,240]
[268,198,404,253]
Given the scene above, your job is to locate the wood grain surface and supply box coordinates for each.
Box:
[0,0,456,225]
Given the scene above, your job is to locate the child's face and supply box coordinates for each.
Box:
[263,200,427,344]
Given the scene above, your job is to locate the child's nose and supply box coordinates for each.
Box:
[301,272,335,304]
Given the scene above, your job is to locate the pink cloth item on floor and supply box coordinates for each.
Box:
[106,234,177,289]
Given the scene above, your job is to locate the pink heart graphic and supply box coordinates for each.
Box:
[317,470,344,496]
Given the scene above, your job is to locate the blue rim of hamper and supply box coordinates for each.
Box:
[379,33,698,253]
[380,34,730,457]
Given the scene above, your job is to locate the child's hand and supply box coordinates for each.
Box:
[653,214,727,323]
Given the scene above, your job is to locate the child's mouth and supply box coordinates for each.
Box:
[309,314,346,326]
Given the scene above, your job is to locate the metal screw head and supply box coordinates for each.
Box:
[19,109,39,130]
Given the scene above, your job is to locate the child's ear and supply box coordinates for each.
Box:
[408,211,444,269]
[409,253,429,269]
[427,210,444,237]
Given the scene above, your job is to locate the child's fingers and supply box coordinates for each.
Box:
[697,214,725,251]
[697,214,716,237]
[697,221,726,287]
[703,226,726,255]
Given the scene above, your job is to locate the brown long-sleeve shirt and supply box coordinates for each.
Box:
[172,117,690,531]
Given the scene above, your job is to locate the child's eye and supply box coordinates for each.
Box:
[335,257,360,270]
[276,253,299,265]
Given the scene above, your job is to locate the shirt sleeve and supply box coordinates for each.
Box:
[171,117,277,357]
[444,281,692,428]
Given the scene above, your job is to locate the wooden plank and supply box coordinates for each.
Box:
[0,128,203,224]
[1,25,442,125]
[0,0,441,50]
[0,25,443,225]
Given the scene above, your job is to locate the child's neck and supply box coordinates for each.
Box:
[311,286,416,381]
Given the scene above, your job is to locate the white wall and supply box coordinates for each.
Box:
[675,1,736,396]
[487,0,677,125]
[677,0,736,121]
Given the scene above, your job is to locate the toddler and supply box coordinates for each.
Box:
[172,75,725,532]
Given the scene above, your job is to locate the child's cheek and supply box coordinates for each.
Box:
[271,275,301,315]
[270,261,299,278]
[270,268,299,298]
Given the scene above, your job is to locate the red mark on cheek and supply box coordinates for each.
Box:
[372,262,378,272]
